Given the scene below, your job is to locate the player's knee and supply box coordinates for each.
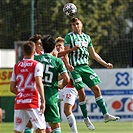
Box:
[91,85,101,96]
[64,109,71,116]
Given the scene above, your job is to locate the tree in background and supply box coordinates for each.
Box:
[0,0,132,67]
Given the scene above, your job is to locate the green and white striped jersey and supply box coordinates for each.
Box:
[64,32,92,66]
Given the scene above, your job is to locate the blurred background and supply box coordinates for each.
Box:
[0,0,132,67]
[0,0,132,123]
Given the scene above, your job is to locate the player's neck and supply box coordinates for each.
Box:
[74,31,82,35]
[24,55,34,59]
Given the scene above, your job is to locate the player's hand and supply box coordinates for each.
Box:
[66,64,74,72]
[52,49,58,57]
[73,45,80,50]
[106,63,113,69]
[40,101,45,113]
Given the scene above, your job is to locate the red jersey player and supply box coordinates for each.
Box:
[10,41,46,133]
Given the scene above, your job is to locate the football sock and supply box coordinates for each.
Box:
[66,113,78,133]
[52,128,61,133]
[24,127,33,133]
[96,96,108,115]
[79,101,88,118]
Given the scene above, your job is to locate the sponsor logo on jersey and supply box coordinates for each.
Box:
[17,99,32,104]
[18,61,33,68]
[17,92,33,98]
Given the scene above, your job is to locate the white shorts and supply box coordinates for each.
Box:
[14,108,46,132]
[59,87,78,106]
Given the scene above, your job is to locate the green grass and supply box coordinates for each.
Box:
[0,121,133,133]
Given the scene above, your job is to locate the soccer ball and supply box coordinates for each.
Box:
[63,3,77,16]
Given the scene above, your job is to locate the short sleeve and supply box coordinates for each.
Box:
[58,58,67,74]
[11,67,16,82]
[34,62,44,77]
[64,34,71,46]
[88,36,93,48]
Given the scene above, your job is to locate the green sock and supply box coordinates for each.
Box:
[96,96,108,115]
[24,128,32,133]
[79,101,88,118]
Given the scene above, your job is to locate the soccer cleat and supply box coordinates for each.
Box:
[104,114,120,123]
[84,117,95,131]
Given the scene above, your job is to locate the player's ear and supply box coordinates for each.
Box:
[33,49,36,54]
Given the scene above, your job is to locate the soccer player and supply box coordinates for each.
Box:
[34,35,70,133]
[55,37,79,133]
[28,34,44,55]
[24,34,52,133]
[64,17,120,128]
[10,41,46,133]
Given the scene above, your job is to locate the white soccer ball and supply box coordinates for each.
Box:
[63,3,77,16]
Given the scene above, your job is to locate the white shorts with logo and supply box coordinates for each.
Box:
[59,86,78,106]
[14,108,46,132]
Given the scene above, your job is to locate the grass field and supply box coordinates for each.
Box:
[0,121,133,133]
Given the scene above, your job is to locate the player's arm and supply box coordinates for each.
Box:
[58,45,79,57]
[58,78,68,89]
[58,72,68,89]
[58,74,63,81]
[10,67,17,94]
[51,48,58,57]
[35,76,45,112]
[64,45,74,72]
[58,58,70,85]
[88,46,113,68]
[35,62,45,113]
[10,81,17,94]
[60,72,70,85]
[63,35,74,71]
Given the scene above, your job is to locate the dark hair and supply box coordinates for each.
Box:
[70,17,80,23]
[22,41,35,55]
[28,34,42,43]
[41,35,56,53]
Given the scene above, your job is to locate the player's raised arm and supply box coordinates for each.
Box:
[88,46,113,68]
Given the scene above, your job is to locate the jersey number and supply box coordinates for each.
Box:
[16,73,34,92]
[44,64,54,83]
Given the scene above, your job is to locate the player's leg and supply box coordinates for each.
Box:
[27,108,46,133]
[44,104,61,133]
[70,70,95,130]
[63,87,78,133]
[0,108,2,123]
[48,122,61,133]
[69,70,88,118]
[91,85,120,122]
[14,110,30,133]
[46,122,52,133]
[35,128,45,133]
[64,103,78,133]
[83,65,120,123]
[24,121,33,133]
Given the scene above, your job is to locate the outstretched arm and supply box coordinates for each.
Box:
[88,46,113,68]
[63,46,74,72]
[58,45,80,57]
